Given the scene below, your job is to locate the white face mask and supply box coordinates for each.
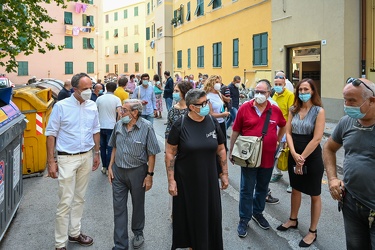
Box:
[80,89,92,101]
[235,83,240,88]
[254,93,267,104]
[214,83,221,91]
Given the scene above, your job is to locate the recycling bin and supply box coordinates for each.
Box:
[12,86,54,174]
[0,89,26,241]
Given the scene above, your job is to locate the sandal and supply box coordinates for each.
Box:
[299,228,317,247]
[276,218,298,231]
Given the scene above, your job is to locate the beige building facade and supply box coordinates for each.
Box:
[1,1,103,84]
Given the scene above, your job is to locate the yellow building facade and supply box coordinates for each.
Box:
[171,0,272,86]
[103,1,145,77]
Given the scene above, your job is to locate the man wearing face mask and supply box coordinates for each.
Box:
[132,73,157,124]
[46,73,101,250]
[108,99,161,250]
[163,71,174,112]
[229,80,286,237]
[270,72,295,191]
[90,83,103,102]
[324,77,375,250]
[226,76,242,129]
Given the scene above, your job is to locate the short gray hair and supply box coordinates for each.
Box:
[185,89,206,110]
[124,99,143,117]
[362,81,375,99]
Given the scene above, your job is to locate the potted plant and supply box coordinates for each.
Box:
[171,17,178,27]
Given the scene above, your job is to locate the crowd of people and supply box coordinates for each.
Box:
[47,71,375,250]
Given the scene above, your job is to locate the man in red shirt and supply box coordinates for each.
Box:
[229,80,286,237]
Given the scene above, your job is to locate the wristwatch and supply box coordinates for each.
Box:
[147,171,154,176]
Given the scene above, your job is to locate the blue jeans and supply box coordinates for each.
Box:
[100,129,113,169]
[342,190,375,249]
[165,97,173,112]
[140,114,154,124]
[239,167,273,222]
[226,107,238,129]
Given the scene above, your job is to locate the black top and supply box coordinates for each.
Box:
[57,87,71,101]
[163,76,174,99]
[90,92,102,102]
[228,82,240,109]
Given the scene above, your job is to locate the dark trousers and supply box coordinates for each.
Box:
[100,129,113,169]
[112,164,147,250]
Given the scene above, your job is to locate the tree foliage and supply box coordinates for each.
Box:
[0,0,87,73]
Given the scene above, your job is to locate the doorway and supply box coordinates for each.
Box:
[158,62,162,81]
[289,45,321,95]
[114,64,119,75]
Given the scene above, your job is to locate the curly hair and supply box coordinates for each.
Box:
[203,75,220,93]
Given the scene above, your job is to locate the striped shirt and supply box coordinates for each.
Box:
[108,117,161,169]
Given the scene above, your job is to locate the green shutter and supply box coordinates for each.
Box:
[82,14,87,26]
[124,44,128,53]
[64,12,73,24]
[124,9,128,18]
[87,62,94,73]
[106,31,109,40]
[65,36,73,49]
[89,16,94,26]
[90,38,94,49]
[233,39,239,66]
[17,61,28,76]
[186,2,190,21]
[146,27,150,40]
[124,63,128,72]
[65,62,73,74]
[134,6,138,16]
[106,64,109,73]
[114,12,118,21]
[83,38,88,49]
[187,48,191,68]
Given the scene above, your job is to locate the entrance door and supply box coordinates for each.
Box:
[157,62,162,81]
[114,64,119,75]
[289,45,321,96]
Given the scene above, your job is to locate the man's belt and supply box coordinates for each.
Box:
[57,151,89,156]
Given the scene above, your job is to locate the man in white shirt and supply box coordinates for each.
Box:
[46,73,100,250]
[96,81,122,175]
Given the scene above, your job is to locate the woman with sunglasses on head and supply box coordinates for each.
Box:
[277,78,325,248]
[165,89,229,250]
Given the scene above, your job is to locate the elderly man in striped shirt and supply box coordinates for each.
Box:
[107,99,161,250]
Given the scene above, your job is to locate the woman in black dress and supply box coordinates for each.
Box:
[165,89,229,250]
[276,79,325,248]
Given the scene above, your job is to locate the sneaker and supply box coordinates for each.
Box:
[237,219,249,238]
[252,214,270,230]
[286,185,292,193]
[101,167,106,174]
[133,234,144,249]
[265,193,280,205]
[270,174,283,183]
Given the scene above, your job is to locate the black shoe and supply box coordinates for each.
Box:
[265,193,280,204]
[299,228,317,248]
[276,218,298,231]
[252,213,270,230]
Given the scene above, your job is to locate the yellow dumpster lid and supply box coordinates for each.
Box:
[12,86,54,112]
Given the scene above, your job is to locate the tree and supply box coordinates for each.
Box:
[0,0,87,73]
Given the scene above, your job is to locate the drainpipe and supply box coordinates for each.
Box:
[362,0,366,78]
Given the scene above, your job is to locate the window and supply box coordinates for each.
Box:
[135,63,139,72]
[124,27,128,36]
[174,8,183,24]
[105,47,110,56]
[134,43,139,52]
[157,27,163,38]
[134,25,139,35]
[152,56,154,69]
[151,23,155,38]
[114,12,118,21]
[105,31,109,40]
[208,0,221,9]
[147,57,150,69]
[146,27,150,40]
[106,64,109,73]
[177,50,182,68]
[64,12,73,24]
[114,29,118,37]
[83,38,94,49]
[124,9,128,19]
[147,3,150,15]
[124,44,128,53]
[65,62,73,74]
[105,14,109,23]
[87,0,93,4]
[213,42,222,67]
[17,61,28,76]
[64,36,73,49]
[253,32,268,66]
[187,48,191,68]
[195,0,204,16]
[134,6,139,16]
[151,0,154,11]
[114,46,118,54]
[82,15,94,26]
[87,62,94,74]
[233,38,239,67]
[124,63,128,72]
[186,2,191,21]
[197,46,204,67]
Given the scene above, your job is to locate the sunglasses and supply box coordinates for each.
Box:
[274,76,285,79]
[193,99,210,108]
[254,90,269,95]
[346,77,375,96]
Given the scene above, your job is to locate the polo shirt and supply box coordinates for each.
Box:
[232,99,286,168]
[114,87,129,104]
[272,88,294,121]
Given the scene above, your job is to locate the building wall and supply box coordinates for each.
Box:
[1,1,102,84]
[171,0,272,86]
[103,1,145,77]
[365,0,375,82]
[272,0,361,121]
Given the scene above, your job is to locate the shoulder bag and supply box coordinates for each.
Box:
[231,108,272,168]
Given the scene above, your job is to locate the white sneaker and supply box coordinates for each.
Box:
[287,185,292,193]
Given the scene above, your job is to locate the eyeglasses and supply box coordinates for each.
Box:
[274,76,285,79]
[346,77,375,96]
[193,99,210,108]
[254,90,269,95]
[120,108,130,113]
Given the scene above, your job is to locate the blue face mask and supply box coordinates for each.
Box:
[198,105,210,117]
[99,90,103,95]
[299,93,311,102]
[344,101,367,119]
[274,86,283,94]
[121,115,132,124]
[142,80,149,86]
[173,93,181,102]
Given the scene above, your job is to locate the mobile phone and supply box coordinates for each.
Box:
[293,165,307,174]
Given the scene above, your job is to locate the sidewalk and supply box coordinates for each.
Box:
[323,121,337,137]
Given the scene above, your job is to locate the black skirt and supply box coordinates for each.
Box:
[288,133,324,196]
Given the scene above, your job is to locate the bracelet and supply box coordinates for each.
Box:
[94,151,100,154]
